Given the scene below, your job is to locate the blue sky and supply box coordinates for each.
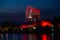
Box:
[0,0,60,11]
[0,0,60,24]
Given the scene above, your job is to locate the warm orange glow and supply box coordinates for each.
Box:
[42,34,47,40]
[41,21,52,27]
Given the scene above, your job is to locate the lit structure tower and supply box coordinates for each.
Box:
[25,6,40,22]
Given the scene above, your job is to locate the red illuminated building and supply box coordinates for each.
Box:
[20,6,40,29]
[25,6,40,22]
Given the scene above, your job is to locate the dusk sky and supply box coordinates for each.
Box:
[0,0,60,24]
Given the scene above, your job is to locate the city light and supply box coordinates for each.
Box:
[33,27,36,29]
[21,25,28,29]
[0,5,60,40]
[41,21,52,27]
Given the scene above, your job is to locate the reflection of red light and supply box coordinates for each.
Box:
[23,34,28,40]
[42,34,52,40]
[41,21,52,27]
[21,25,27,29]
[42,34,47,40]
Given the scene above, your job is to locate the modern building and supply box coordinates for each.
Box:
[25,6,40,22]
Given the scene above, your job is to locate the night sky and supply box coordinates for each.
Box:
[0,0,60,24]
